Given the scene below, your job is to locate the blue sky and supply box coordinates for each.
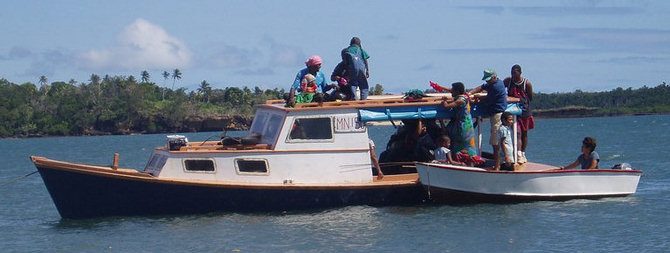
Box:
[1,0,669,93]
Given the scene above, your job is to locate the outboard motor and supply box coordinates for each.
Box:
[611,163,632,170]
[167,135,188,151]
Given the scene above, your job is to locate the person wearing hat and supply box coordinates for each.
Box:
[288,55,334,106]
[503,64,534,164]
[468,68,508,171]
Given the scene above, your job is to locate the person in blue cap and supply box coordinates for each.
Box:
[468,68,508,171]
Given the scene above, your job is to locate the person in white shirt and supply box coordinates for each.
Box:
[433,135,464,165]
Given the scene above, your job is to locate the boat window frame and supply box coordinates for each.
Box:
[285,116,334,143]
[145,153,168,175]
[262,113,284,145]
[250,111,269,135]
[182,158,217,173]
[234,158,270,175]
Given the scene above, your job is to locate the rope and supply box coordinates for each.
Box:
[0,171,38,188]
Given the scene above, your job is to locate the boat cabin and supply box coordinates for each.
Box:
[144,102,375,184]
[143,96,522,185]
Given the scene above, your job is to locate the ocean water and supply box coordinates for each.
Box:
[1,115,669,252]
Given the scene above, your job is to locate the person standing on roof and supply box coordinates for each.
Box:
[468,69,508,171]
[342,37,371,100]
[503,64,534,164]
[288,55,336,106]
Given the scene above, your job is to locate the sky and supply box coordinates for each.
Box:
[1,0,669,94]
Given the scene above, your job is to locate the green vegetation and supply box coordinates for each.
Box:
[533,83,670,116]
[1,72,668,138]
[0,73,284,138]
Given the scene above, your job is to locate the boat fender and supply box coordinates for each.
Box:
[611,163,632,170]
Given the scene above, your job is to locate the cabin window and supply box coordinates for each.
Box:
[288,117,333,141]
[250,112,268,135]
[146,154,160,170]
[184,159,215,172]
[145,154,168,176]
[235,159,269,174]
[263,114,283,142]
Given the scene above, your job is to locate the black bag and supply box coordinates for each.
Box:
[342,48,366,80]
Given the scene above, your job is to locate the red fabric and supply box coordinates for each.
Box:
[430,81,448,93]
[507,79,528,99]
[455,152,485,166]
[305,55,322,66]
[517,115,535,131]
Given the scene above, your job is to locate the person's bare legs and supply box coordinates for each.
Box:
[493,145,500,171]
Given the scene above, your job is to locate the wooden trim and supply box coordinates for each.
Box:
[179,143,271,151]
[31,156,420,189]
[167,148,370,154]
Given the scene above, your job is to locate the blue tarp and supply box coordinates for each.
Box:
[358,102,521,122]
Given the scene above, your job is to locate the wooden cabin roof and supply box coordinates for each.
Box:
[256,93,487,112]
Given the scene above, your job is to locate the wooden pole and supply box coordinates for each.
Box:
[112,153,119,170]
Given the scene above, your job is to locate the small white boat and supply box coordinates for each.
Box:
[416,162,642,203]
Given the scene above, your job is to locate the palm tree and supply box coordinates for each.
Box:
[39,75,49,93]
[141,70,150,83]
[171,68,182,90]
[197,80,212,102]
[39,75,48,86]
[162,71,170,100]
[89,74,101,85]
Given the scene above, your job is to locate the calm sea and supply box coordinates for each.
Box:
[1,115,668,252]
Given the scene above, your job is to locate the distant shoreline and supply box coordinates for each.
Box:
[4,108,667,139]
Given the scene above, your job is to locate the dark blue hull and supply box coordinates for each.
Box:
[36,165,426,219]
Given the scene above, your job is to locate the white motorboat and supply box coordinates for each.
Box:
[416,155,642,203]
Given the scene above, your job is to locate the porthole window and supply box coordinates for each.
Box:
[235,159,269,174]
[184,159,215,172]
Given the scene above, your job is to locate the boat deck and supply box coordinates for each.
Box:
[514,162,559,172]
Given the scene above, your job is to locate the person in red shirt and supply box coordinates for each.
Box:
[503,64,534,164]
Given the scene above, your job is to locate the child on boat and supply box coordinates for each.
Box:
[559,137,600,170]
[290,74,319,105]
[497,111,516,171]
[433,135,464,165]
[301,73,318,93]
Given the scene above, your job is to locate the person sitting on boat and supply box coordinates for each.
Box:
[441,82,483,166]
[468,69,507,170]
[559,137,600,170]
[288,55,334,106]
[433,135,464,165]
[369,139,384,179]
[330,61,355,101]
[498,111,517,171]
[414,119,439,162]
[292,73,318,104]
[504,64,534,164]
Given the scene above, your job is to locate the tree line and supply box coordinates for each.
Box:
[0,73,284,137]
[1,72,668,138]
[532,83,670,115]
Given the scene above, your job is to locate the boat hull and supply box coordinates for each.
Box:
[34,159,425,219]
[416,163,642,203]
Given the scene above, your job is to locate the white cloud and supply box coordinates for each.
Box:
[77,18,192,70]
[262,36,305,67]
